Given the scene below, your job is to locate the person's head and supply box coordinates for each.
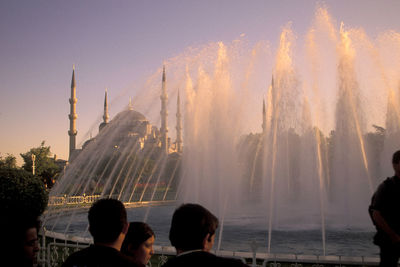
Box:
[88,198,128,244]
[21,219,40,267]
[169,203,219,252]
[4,217,41,267]
[121,222,155,265]
[392,150,400,175]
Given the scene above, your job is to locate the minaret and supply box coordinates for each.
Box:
[68,66,78,160]
[160,66,169,154]
[176,90,183,153]
[99,88,109,132]
[262,97,267,134]
[103,88,109,123]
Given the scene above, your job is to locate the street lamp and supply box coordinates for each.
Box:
[31,154,36,175]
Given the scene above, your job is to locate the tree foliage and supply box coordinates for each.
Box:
[0,154,17,169]
[0,168,48,219]
[20,141,60,188]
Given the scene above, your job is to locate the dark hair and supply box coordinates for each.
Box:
[17,218,40,241]
[393,150,400,164]
[169,203,219,251]
[121,222,155,253]
[88,198,127,243]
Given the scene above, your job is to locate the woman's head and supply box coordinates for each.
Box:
[121,222,155,265]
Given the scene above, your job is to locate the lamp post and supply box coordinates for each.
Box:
[31,154,36,175]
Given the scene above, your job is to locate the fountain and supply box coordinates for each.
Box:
[43,7,400,262]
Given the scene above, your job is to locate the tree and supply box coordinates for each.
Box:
[0,168,48,219]
[0,154,17,169]
[20,141,60,188]
[0,167,48,266]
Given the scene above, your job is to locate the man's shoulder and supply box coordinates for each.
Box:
[381,176,395,186]
[62,245,140,267]
[215,254,248,266]
[386,176,398,184]
[62,247,91,267]
[163,251,248,267]
[374,176,396,193]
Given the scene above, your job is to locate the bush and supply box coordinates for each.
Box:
[0,168,48,219]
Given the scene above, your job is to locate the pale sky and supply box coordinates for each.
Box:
[1,0,399,165]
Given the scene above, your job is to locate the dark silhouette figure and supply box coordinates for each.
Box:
[62,198,143,267]
[2,218,40,267]
[162,203,249,267]
[370,150,400,267]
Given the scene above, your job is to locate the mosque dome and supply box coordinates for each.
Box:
[112,109,147,122]
[82,138,95,149]
[109,108,151,139]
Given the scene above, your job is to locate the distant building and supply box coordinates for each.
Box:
[67,66,183,162]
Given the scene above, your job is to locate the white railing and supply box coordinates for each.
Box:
[39,235,380,267]
[48,194,101,206]
[48,192,175,206]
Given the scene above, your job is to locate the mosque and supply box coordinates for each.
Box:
[67,66,183,162]
[64,65,270,197]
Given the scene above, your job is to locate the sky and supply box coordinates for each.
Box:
[1,0,399,165]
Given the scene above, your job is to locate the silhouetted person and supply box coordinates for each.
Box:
[20,219,41,267]
[370,150,400,267]
[62,198,143,267]
[3,218,40,267]
[121,222,155,266]
[162,203,248,267]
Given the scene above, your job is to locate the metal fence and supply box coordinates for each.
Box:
[41,197,380,267]
[48,192,177,206]
[48,194,101,206]
[38,231,380,267]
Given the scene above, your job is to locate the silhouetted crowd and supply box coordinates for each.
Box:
[4,197,249,267]
[61,200,248,267]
